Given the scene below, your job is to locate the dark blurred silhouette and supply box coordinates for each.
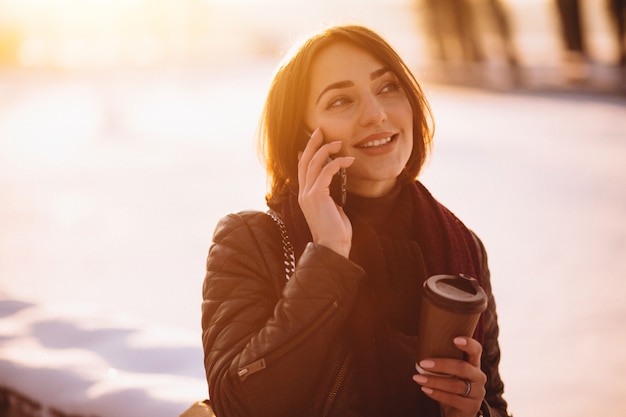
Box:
[606,0,626,92]
[554,0,590,82]
[484,0,522,85]
[485,0,521,69]
[417,0,521,86]
[607,0,625,68]
[555,0,587,55]
[420,0,484,65]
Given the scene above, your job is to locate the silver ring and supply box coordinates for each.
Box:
[462,379,472,397]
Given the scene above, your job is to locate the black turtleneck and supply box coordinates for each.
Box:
[342,181,438,416]
[344,181,427,336]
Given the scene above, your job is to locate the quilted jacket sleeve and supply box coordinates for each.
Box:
[201,211,365,417]
[475,235,511,417]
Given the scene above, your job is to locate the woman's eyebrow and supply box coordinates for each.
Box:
[316,80,353,104]
[315,67,391,104]
[370,67,391,80]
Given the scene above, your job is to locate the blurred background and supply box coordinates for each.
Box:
[0,0,624,83]
[0,0,625,416]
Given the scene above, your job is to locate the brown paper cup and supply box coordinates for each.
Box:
[416,273,487,375]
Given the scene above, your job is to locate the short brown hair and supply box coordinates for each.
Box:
[258,25,434,206]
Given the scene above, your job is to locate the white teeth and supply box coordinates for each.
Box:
[359,136,392,148]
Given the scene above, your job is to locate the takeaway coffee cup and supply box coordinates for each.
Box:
[415,273,487,375]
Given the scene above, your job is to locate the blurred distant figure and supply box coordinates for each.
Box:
[485,0,521,68]
[607,0,626,91]
[483,0,523,85]
[607,0,625,68]
[420,0,484,65]
[417,0,521,86]
[554,0,589,82]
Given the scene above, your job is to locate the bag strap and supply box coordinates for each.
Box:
[267,210,295,281]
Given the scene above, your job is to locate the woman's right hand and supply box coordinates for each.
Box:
[297,128,355,258]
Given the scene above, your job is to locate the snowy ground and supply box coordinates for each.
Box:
[1,1,626,416]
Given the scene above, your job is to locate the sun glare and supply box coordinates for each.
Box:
[1,0,424,68]
[1,0,219,68]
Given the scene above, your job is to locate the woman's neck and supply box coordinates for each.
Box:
[346,177,397,198]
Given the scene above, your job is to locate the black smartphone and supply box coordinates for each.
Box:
[329,159,347,207]
[303,128,347,206]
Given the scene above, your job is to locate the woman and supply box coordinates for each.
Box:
[202,25,509,417]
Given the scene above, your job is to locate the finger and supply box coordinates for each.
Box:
[298,129,342,185]
[417,358,486,386]
[413,374,484,400]
[311,155,354,205]
[310,141,343,173]
[419,385,481,416]
[415,373,483,415]
[453,336,482,368]
[302,141,343,195]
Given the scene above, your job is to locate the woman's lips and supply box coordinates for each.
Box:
[355,134,397,149]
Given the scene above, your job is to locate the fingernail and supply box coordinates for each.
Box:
[421,386,434,395]
[419,360,435,369]
[413,375,427,384]
[297,151,303,161]
[454,337,467,346]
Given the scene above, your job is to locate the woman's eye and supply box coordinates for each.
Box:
[327,96,352,109]
[380,81,402,94]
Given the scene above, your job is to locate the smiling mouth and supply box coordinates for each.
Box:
[355,135,396,148]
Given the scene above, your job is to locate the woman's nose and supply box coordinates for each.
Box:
[359,94,386,126]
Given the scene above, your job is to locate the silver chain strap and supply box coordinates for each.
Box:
[267,210,295,281]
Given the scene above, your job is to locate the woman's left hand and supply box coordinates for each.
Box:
[412,337,486,417]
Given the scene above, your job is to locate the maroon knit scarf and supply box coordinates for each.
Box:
[270,181,481,275]
[268,180,484,339]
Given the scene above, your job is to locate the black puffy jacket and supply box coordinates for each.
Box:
[202,211,509,417]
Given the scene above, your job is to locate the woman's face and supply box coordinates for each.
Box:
[303,41,414,198]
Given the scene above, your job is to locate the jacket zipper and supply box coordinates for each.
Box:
[320,350,353,417]
[237,300,339,381]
